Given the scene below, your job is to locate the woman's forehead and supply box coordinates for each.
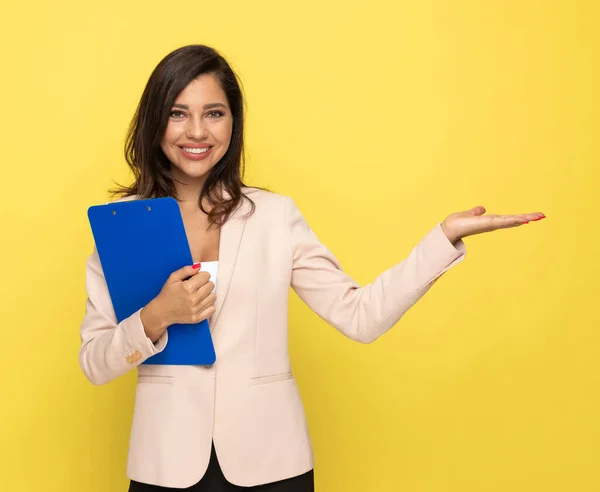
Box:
[174,74,229,107]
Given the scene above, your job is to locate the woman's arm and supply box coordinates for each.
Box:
[78,248,168,385]
[286,197,466,343]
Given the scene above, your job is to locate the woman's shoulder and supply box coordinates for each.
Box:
[242,187,290,208]
[107,193,139,204]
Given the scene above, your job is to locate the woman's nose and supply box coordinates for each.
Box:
[185,116,208,139]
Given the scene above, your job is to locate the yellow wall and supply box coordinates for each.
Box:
[1,1,598,490]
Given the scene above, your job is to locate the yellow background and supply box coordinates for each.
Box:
[1,1,598,490]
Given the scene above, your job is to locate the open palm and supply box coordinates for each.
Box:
[441,206,546,243]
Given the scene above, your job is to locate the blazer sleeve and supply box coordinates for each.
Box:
[285,197,467,343]
[78,247,168,385]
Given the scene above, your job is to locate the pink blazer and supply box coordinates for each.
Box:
[79,188,466,487]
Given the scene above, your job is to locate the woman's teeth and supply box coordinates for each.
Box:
[183,147,209,154]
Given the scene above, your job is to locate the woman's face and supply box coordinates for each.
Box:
[161,73,233,183]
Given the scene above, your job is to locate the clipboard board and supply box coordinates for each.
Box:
[87,197,216,365]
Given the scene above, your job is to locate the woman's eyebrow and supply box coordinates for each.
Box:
[172,103,227,110]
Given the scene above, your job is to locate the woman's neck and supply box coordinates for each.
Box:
[171,168,207,206]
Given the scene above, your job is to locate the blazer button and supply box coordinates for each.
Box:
[126,354,134,364]
[133,350,142,362]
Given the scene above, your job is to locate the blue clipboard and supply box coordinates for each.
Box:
[87,197,216,365]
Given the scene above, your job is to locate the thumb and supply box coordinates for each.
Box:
[170,262,202,282]
[465,206,486,216]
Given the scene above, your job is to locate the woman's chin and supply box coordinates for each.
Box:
[172,163,213,182]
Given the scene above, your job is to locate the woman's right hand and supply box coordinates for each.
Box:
[140,263,216,343]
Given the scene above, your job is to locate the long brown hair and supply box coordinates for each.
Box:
[112,45,255,226]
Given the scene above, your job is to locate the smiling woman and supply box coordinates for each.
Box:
[79,44,544,492]
[161,79,233,180]
[114,45,252,228]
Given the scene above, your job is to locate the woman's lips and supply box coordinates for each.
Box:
[178,145,213,161]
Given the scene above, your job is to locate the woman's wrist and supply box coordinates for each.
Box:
[441,220,461,245]
[140,298,169,343]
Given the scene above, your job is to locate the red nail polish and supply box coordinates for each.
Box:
[192,263,201,269]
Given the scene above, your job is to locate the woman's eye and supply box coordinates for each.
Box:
[169,110,185,118]
[207,111,224,118]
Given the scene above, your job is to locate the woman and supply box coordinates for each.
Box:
[78,45,545,491]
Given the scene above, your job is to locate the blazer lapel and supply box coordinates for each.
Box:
[210,195,251,331]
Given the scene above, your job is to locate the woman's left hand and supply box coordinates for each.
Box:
[441,206,546,244]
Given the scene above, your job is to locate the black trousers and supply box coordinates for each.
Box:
[128,443,314,491]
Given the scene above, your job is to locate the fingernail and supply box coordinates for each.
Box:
[532,216,546,221]
[192,262,201,269]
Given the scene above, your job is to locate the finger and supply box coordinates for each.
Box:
[493,216,530,229]
[455,206,486,217]
[185,272,213,293]
[170,263,202,282]
[499,213,545,223]
[195,293,217,313]
[192,305,216,324]
[190,280,215,303]
[467,206,486,216]
[499,212,545,219]
[523,212,546,221]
